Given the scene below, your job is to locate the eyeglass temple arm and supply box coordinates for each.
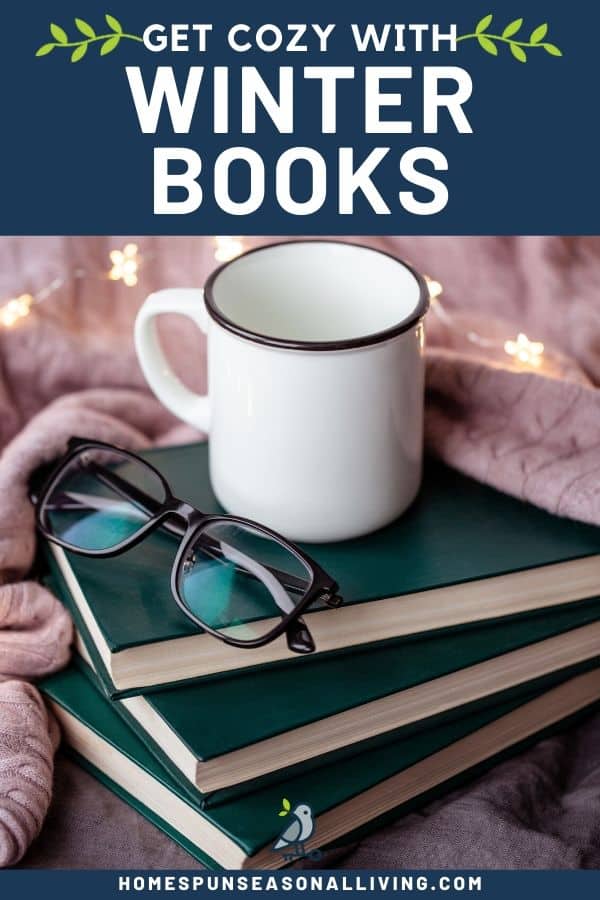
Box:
[85,462,341,607]
[285,617,316,654]
[218,541,316,654]
[85,463,320,652]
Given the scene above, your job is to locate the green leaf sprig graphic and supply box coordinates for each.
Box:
[36,14,143,61]
[278,798,291,817]
[457,14,562,61]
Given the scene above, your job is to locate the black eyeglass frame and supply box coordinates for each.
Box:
[32,437,341,654]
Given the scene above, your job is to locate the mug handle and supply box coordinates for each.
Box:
[134,288,210,433]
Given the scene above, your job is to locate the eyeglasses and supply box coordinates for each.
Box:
[30,437,342,655]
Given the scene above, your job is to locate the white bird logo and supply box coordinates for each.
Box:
[273,801,315,851]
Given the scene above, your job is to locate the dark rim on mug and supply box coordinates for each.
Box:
[203,239,430,352]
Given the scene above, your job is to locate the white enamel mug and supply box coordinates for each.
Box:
[134,241,429,542]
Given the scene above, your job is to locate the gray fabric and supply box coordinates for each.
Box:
[19,756,204,869]
[20,710,600,869]
[330,710,600,869]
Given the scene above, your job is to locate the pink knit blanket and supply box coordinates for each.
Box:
[0,235,598,866]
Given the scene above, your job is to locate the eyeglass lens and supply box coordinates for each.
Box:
[179,520,313,640]
[41,447,167,551]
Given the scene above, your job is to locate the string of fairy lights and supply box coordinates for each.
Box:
[425,278,545,368]
[0,238,545,370]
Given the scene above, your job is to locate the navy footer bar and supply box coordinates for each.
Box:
[1,871,598,898]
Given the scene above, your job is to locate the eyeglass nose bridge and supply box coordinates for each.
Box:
[158,500,204,537]
[169,500,199,519]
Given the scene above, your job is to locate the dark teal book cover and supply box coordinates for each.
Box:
[46,570,600,791]
[56,443,600,650]
[40,663,600,867]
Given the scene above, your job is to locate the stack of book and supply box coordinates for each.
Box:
[39,442,600,869]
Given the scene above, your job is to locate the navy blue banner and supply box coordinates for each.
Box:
[0,870,600,900]
[0,0,597,234]
[1,871,600,895]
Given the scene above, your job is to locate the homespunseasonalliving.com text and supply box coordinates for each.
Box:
[126,21,472,217]
[117,875,484,892]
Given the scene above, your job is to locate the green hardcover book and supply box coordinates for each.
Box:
[47,566,600,799]
[43,441,600,694]
[40,664,600,869]
[75,651,600,812]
